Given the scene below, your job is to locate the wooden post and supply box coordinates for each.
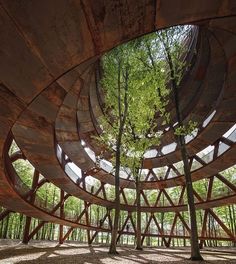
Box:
[22,170,39,244]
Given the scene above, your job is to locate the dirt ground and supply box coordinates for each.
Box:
[0,240,236,264]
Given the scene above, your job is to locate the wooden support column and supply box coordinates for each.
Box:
[0,209,12,221]
[28,221,47,241]
[199,209,209,249]
[59,190,65,244]
[58,151,67,244]
[22,170,39,244]
[199,176,213,248]
[84,202,91,244]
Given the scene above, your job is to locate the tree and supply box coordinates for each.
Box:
[156,26,203,260]
[131,25,203,259]
[99,41,165,252]
[98,46,130,254]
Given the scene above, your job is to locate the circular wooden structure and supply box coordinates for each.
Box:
[0,0,236,245]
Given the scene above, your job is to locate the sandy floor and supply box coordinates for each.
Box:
[0,240,236,264]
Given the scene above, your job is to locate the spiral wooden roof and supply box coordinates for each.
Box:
[1,1,236,242]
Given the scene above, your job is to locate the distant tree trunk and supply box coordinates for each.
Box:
[106,232,109,244]
[8,215,14,238]
[52,224,55,240]
[0,218,3,237]
[228,205,235,246]
[3,214,10,239]
[135,175,142,250]
[146,213,151,246]
[208,216,212,247]
[17,215,22,239]
[95,207,100,243]
[183,226,186,247]
[36,220,40,240]
[232,205,236,247]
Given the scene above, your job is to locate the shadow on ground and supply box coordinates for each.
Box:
[0,242,236,264]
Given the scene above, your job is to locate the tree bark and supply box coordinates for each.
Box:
[109,61,129,254]
[165,43,203,260]
[135,176,142,250]
[109,146,121,254]
[109,118,122,253]
[3,214,9,239]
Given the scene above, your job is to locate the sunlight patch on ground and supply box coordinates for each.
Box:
[0,241,236,264]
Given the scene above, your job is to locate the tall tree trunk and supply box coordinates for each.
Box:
[109,62,128,254]
[178,134,202,259]
[232,205,236,247]
[167,49,203,261]
[179,131,202,255]
[135,176,142,250]
[109,145,121,254]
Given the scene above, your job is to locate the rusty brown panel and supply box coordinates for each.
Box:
[197,195,236,211]
[12,81,68,178]
[56,70,81,93]
[81,0,156,54]
[217,99,236,123]
[77,68,103,153]
[156,0,236,29]
[212,30,236,65]
[0,6,53,104]
[90,72,103,120]
[77,96,90,111]
[79,69,106,155]
[55,65,95,171]
[77,111,92,124]
[209,16,236,33]
[0,85,26,206]
[10,74,112,210]
[1,0,95,77]
[78,121,94,134]
[92,169,136,189]
[0,85,26,146]
[191,124,231,150]
[56,56,99,94]
[61,142,94,170]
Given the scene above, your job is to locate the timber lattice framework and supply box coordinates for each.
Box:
[0,0,236,246]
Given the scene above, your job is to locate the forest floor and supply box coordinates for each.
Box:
[0,240,236,264]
